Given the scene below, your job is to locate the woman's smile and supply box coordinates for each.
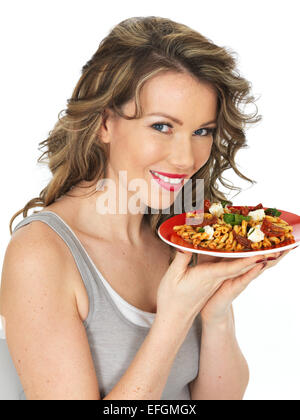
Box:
[149,169,185,191]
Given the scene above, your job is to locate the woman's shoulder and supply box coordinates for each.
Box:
[4,217,66,276]
[10,209,67,260]
[1,208,74,311]
[1,216,83,330]
[2,203,89,323]
[10,199,73,254]
[1,207,100,399]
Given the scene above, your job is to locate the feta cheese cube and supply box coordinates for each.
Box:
[248,209,265,222]
[209,202,224,218]
[247,224,265,243]
[203,225,214,240]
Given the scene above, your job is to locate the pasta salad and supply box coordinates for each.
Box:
[172,200,295,252]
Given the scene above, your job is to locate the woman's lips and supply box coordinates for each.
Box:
[150,170,185,191]
[151,170,188,178]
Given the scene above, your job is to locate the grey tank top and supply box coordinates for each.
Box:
[12,210,202,400]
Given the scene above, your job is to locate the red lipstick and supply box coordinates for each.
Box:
[150,170,187,178]
[150,170,186,192]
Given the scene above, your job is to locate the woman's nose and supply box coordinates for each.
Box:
[168,137,195,171]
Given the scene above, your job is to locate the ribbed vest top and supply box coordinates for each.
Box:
[11,210,202,400]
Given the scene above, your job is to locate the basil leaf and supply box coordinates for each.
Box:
[224,213,250,226]
[265,208,282,217]
[221,200,230,208]
[235,214,243,225]
[196,227,205,232]
[223,213,235,224]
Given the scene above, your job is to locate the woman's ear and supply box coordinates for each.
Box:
[98,108,114,144]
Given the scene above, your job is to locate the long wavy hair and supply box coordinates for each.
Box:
[9,16,261,267]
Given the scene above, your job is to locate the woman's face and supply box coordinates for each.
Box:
[99,71,217,212]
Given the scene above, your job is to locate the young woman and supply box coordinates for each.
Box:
[0,16,292,400]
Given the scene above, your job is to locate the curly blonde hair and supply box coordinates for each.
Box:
[9,16,261,267]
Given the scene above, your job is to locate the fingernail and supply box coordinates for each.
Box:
[267,257,277,261]
[260,262,267,270]
[256,259,266,264]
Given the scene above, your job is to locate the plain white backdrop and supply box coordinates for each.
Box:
[0,0,299,400]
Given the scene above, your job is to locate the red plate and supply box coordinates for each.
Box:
[157,206,300,258]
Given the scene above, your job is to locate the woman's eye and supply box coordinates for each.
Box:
[151,123,216,137]
[151,123,171,133]
[194,128,216,137]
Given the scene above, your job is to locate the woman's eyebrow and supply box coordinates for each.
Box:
[146,112,217,126]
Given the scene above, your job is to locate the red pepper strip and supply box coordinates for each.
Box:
[240,206,250,216]
[232,230,252,249]
[249,203,264,211]
[227,207,241,214]
[204,199,211,212]
[260,218,286,237]
[195,215,218,228]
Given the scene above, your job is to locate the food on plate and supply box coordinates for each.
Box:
[172,200,295,252]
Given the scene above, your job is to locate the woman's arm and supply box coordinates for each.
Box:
[188,251,291,400]
[0,228,101,400]
[189,305,249,400]
[0,226,194,400]
[104,313,194,399]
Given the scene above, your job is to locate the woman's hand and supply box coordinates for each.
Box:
[156,249,270,325]
[199,248,295,325]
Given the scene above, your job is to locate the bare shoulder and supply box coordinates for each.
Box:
[0,218,73,319]
[0,218,100,399]
[10,214,66,250]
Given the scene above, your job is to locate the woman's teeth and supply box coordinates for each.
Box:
[151,171,183,184]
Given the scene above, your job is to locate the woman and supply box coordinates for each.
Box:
[0,16,292,400]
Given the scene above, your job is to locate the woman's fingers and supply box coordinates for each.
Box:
[231,249,293,293]
[257,251,281,261]
[229,264,264,299]
[216,255,263,280]
[179,246,295,283]
[197,254,222,264]
[222,249,290,277]
[259,249,291,271]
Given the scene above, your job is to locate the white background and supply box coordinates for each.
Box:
[0,0,299,400]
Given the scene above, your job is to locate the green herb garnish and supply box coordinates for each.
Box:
[248,227,255,235]
[265,208,281,217]
[224,213,251,226]
[196,227,205,233]
[223,213,235,224]
[221,200,230,208]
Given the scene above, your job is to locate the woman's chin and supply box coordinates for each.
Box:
[145,196,176,212]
